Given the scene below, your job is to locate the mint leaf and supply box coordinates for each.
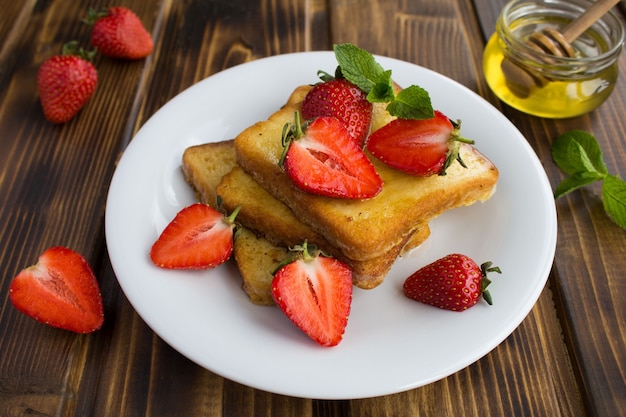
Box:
[602,175,626,229]
[333,43,388,95]
[554,170,605,198]
[367,70,395,103]
[332,43,432,120]
[386,85,434,120]
[552,129,626,230]
[552,130,608,175]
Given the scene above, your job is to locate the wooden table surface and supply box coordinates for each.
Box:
[1,0,625,416]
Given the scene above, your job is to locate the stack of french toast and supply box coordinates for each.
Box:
[182,80,499,306]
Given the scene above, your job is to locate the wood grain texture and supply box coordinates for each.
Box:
[0,0,624,415]
[474,1,626,415]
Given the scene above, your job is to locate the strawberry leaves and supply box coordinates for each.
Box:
[552,130,626,230]
[333,43,434,120]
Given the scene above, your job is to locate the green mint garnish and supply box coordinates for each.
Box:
[552,130,626,229]
[386,85,434,120]
[332,43,434,120]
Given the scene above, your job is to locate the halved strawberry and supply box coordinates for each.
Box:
[150,203,240,269]
[280,114,383,199]
[301,76,373,147]
[366,110,474,176]
[9,246,104,333]
[271,242,353,347]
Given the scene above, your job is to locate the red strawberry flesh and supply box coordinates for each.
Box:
[9,246,104,333]
[284,116,383,199]
[272,253,352,347]
[150,203,235,269]
[367,111,455,176]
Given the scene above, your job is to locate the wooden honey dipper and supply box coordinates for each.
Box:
[501,0,621,98]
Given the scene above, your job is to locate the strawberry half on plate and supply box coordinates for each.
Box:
[150,203,240,269]
[272,242,353,347]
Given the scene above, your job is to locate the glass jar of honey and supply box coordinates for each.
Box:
[483,0,624,118]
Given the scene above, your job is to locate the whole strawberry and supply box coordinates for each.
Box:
[37,42,98,124]
[86,6,153,60]
[301,73,373,147]
[403,254,501,312]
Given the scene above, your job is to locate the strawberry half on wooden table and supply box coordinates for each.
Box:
[9,246,104,333]
[403,253,502,312]
[279,113,383,199]
[366,110,474,176]
[150,203,240,269]
[85,6,154,60]
[301,73,373,147]
[272,242,353,347]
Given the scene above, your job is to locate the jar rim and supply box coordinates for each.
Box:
[498,0,624,65]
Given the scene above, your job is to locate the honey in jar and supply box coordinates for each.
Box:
[483,0,624,118]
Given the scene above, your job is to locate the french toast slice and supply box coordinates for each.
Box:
[215,165,430,289]
[182,141,430,298]
[234,85,499,265]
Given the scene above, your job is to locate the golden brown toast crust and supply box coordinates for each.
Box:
[182,140,237,208]
[234,85,499,262]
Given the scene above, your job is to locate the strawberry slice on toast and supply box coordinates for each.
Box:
[280,114,383,199]
[366,110,474,176]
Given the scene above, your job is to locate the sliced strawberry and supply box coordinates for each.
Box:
[271,242,352,346]
[301,77,373,147]
[9,246,104,333]
[366,110,473,176]
[150,203,239,269]
[280,114,383,199]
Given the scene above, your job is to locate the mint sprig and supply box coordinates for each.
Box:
[552,130,626,229]
[332,43,434,120]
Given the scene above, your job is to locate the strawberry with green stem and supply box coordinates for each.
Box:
[37,41,98,124]
[150,203,241,269]
[366,110,475,176]
[84,6,153,60]
[403,253,501,312]
[279,112,383,199]
[272,241,353,347]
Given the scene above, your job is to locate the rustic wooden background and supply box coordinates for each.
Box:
[0,0,624,416]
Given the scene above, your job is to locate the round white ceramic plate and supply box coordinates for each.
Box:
[105,51,557,400]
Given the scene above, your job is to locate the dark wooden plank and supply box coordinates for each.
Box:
[0,0,162,415]
[68,0,328,415]
[327,0,585,416]
[472,1,626,415]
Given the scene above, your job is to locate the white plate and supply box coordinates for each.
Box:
[105,51,557,399]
